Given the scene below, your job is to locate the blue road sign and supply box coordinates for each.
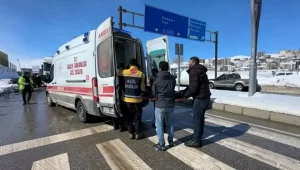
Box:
[188,18,206,41]
[144,5,206,42]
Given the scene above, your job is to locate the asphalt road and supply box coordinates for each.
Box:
[0,88,300,170]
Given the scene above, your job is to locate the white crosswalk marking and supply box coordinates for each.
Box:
[31,153,70,170]
[205,115,300,149]
[177,121,300,170]
[147,136,235,170]
[97,139,152,170]
[0,124,113,156]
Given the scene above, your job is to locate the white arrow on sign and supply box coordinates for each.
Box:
[155,28,159,32]
[201,36,205,40]
[177,32,180,36]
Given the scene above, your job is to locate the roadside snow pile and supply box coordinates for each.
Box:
[258,74,300,87]
[210,89,300,116]
[0,65,19,79]
[0,79,19,95]
[175,86,300,117]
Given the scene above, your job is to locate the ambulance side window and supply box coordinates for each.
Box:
[50,65,54,81]
[97,37,114,78]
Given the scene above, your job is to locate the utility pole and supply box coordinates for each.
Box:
[248,0,262,97]
[214,32,218,79]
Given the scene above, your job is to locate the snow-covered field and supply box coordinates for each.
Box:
[175,86,300,117]
[0,79,19,95]
[178,70,300,87]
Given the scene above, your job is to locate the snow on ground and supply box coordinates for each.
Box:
[0,79,19,95]
[175,86,300,116]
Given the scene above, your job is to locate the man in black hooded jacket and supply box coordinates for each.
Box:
[181,56,211,148]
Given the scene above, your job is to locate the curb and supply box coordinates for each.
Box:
[210,102,300,127]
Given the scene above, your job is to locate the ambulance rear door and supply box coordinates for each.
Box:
[95,17,118,118]
[146,36,170,77]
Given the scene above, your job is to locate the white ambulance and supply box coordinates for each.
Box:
[46,17,149,123]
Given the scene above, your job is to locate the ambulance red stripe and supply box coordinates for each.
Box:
[47,86,114,97]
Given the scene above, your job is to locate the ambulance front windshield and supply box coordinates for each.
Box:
[114,38,142,70]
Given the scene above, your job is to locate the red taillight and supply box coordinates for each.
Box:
[92,77,99,102]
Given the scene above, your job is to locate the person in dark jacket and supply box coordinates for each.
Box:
[152,61,176,151]
[181,56,211,148]
[150,68,158,128]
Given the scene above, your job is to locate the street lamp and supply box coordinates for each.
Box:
[248,0,262,97]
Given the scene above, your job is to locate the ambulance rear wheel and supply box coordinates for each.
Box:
[76,100,89,123]
[47,94,55,107]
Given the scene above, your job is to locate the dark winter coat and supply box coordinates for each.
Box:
[152,71,176,108]
[182,64,211,99]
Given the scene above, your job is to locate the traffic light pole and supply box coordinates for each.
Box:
[117,6,219,79]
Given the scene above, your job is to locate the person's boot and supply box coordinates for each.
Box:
[129,133,135,140]
[154,144,166,151]
[135,133,144,140]
[119,126,127,132]
[184,140,202,148]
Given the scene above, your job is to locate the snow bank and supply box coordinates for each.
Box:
[175,86,300,117]
[0,79,19,95]
[258,74,300,87]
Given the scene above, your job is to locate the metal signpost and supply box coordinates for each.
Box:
[117,5,219,79]
[248,0,262,97]
[175,43,183,91]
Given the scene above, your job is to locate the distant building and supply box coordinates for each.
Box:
[280,61,296,70]
[267,61,279,69]
[0,51,8,67]
[257,52,265,57]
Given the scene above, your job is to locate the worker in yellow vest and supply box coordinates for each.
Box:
[118,59,145,140]
[18,72,34,105]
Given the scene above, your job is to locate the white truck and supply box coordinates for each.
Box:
[46,17,150,123]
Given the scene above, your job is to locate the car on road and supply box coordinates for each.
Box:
[209,73,249,91]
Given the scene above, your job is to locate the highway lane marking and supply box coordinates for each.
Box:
[147,136,235,170]
[177,122,300,170]
[0,124,113,156]
[97,139,152,170]
[31,153,70,170]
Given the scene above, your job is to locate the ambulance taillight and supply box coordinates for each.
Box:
[92,77,99,102]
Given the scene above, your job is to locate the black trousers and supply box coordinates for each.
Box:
[21,87,32,104]
[125,102,142,134]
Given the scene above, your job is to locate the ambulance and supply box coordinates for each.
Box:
[46,17,149,123]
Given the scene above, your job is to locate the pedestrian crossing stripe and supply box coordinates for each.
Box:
[31,153,70,170]
[179,124,300,170]
[205,115,300,149]
[97,139,152,170]
[147,135,235,170]
[0,124,113,156]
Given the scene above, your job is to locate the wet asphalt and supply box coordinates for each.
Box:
[0,88,300,170]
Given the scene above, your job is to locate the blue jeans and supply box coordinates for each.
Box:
[192,98,210,142]
[155,107,174,146]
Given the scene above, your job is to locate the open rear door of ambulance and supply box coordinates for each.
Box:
[95,17,119,118]
[146,36,170,78]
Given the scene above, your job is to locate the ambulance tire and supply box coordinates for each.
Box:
[76,100,89,123]
[47,94,55,107]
